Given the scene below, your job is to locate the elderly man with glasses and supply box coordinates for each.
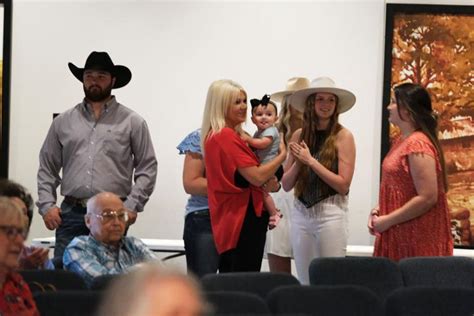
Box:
[63,192,157,287]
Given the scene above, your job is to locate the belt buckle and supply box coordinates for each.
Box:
[194,209,209,216]
[77,198,88,208]
[65,196,88,208]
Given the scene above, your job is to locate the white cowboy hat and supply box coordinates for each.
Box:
[271,77,311,103]
[291,77,356,113]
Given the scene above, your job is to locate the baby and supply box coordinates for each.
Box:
[243,94,283,229]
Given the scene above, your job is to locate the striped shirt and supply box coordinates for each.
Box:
[37,96,157,215]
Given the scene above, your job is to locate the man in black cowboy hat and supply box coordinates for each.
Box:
[37,51,157,266]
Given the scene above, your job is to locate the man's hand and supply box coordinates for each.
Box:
[42,206,62,230]
[127,210,138,225]
[20,247,50,269]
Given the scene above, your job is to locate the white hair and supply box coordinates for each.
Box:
[86,192,121,214]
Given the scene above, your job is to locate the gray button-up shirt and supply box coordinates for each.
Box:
[37,96,157,215]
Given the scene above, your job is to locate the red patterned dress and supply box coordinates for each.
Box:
[373,131,453,261]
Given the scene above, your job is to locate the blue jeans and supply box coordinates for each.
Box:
[53,201,90,267]
[183,209,219,278]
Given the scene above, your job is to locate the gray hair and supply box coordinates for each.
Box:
[86,192,121,215]
[0,196,27,228]
[96,262,210,316]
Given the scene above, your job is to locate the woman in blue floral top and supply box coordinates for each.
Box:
[177,129,219,277]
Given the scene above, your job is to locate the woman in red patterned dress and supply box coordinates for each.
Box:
[0,197,39,316]
[368,83,453,261]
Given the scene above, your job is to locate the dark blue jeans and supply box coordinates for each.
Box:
[53,201,90,267]
[183,209,219,278]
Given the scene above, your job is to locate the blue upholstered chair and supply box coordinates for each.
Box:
[267,284,383,316]
[385,287,474,316]
[201,272,300,299]
[309,256,403,300]
[399,256,474,287]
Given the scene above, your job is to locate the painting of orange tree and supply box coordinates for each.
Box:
[389,11,474,246]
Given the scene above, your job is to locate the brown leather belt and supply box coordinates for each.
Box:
[63,195,127,208]
[63,196,89,208]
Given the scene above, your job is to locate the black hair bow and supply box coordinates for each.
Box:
[250,94,271,109]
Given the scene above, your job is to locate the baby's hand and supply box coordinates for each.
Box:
[268,210,283,230]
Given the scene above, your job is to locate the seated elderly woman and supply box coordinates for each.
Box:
[0,179,53,269]
[0,197,39,315]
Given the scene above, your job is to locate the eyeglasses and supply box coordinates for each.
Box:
[93,209,129,224]
[0,225,27,240]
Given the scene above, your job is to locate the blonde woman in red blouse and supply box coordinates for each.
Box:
[201,79,286,272]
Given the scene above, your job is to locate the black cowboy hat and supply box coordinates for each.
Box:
[68,51,132,89]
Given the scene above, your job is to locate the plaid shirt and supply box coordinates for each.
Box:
[63,235,157,287]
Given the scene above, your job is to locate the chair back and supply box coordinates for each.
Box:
[90,274,118,291]
[399,256,474,287]
[267,285,383,316]
[201,272,300,299]
[385,287,474,316]
[206,291,271,315]
[33,290,103,316]
[19,269,87,293]
[309,257,403,300]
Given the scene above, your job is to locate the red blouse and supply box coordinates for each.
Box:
[374,131,453,261]
[0,272,39,316]
[205,127,264,254]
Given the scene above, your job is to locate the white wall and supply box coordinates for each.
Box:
[8,0,398,263]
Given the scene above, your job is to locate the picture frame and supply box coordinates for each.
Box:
[382,3,474,247]
[0,0,12,178]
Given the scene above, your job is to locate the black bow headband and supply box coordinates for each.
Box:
[250,94,271,109]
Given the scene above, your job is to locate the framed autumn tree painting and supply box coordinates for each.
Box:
[382,4,474,248]
[0,0,11,178]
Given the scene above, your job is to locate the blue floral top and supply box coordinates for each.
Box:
[177,129,209,217]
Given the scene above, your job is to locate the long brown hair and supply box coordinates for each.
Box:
[277,95,303,144]
[394,83,448,191]
[294,93,342,197]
